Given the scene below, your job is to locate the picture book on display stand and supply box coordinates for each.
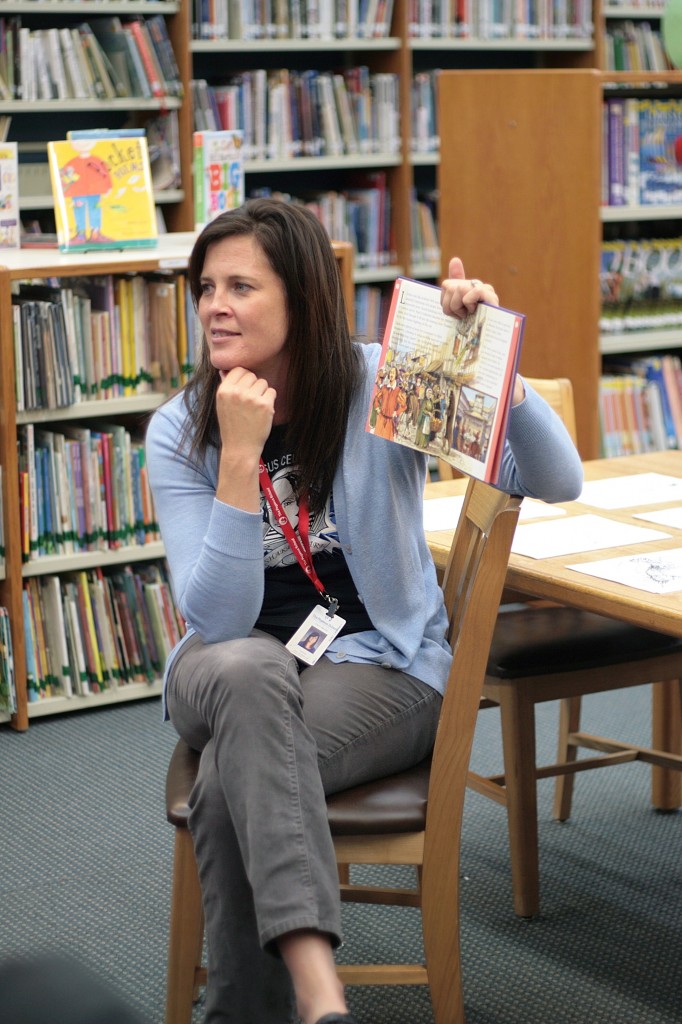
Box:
[193,129,245,231]
[366,277,524,484]
[47,132,157,253]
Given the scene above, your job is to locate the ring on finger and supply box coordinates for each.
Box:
[470,278,481,289]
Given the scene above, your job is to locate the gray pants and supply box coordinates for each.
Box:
[166,630,442,1024]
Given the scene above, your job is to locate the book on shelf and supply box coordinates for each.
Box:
[193,129,245,230]
[47,134,157,253]
[366,276,524,484]
[0,606,17,716]
[0,140,19,249]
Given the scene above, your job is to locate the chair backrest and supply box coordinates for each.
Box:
[523,376,578,444]
[419,478,521,1009]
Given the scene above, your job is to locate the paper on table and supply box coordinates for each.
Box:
[577,473,682,510]
[632,506,682,530]
[422,496,566,533]
[423,496,465,532]
[511,514,669,559]
[569,549,682,594]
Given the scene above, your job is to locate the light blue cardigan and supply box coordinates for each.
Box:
[145,344,583,705]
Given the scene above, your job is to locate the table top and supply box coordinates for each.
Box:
[424,451,682,638]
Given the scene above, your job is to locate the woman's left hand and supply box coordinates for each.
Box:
[441,256,499,319]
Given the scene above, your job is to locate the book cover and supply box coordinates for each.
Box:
[47,136,157,252]
[0,141,19,249]
[365,276,524,484]
[193,129,245,230]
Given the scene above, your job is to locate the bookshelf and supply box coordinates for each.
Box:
[2,1,599,291]
[0,1,194,233]
[436,3,682,460]
[0,235,355,730]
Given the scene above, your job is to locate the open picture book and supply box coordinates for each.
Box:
[366,276,525,483]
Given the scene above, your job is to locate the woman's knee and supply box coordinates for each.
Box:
[187,634,301,716]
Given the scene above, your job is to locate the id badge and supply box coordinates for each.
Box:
[286,604,346,666]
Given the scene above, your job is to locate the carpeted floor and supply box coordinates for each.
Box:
[0,686,680,1023]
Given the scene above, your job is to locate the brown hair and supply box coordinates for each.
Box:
[181,198,361,514]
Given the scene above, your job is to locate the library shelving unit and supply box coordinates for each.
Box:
[0,234,354,731]
[436,3,682,460]
[3,1,600,293]
[187,0,596,291]
[0,1,194,232]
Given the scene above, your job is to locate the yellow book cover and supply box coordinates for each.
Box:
[47,136,157,253]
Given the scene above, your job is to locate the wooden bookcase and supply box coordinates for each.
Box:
[0,1,195,232]
[437,68,603,459]
[0,235,354,730]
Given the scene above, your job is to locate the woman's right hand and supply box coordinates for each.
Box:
[216,367,277,457]
[215,367,277,511]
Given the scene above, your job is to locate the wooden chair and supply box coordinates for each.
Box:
[467,376,682,918]
[165,478,522,1024]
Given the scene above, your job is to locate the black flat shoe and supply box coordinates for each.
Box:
[314,1015,359,1024]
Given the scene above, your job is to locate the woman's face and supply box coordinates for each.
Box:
[198,234,289,385]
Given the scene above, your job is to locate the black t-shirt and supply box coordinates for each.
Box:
[255,425,373,642]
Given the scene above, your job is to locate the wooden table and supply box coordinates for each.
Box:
[425,451,682,809]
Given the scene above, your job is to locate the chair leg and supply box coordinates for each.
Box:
[498,688,540,918]
[651,680,682,811]
[421,847,465,1024]
[166,828,205,1024]
[553,696,582,822]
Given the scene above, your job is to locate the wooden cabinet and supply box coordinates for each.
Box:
[0,235,354,730]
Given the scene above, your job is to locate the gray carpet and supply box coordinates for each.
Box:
[1,686,680,1023]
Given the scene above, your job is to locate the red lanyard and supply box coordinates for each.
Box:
[259,459,339,615]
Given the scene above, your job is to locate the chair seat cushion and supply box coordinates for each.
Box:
[166,739,431,837]
[326,758,431,835]
[488,605,682,679]
[166,740,200,827]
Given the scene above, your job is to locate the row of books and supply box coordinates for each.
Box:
[600,237,682,334]
[600,355,682,457]
[191,67,401,160]
[192,0,395,39]
[407,0,594,39]
[603,20,672,72]
[0,15,182,102]
[605,0,665,8]
[355,282,392,342]
[251,177,394,267]
[23,563,185,701]
[603,97,682,207]
[0,607,16,715]
[18,422,159,564]
[411,188,439,265]
[412,71,439,155]
[12,274,199,412]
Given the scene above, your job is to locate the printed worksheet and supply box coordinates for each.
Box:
[568,549,682,594]
[632,506,682,530]
[422,496,566,533]
[510,514,669,559]
[577,474,682,510]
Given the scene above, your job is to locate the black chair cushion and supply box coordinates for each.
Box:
[326,759,431,835]
[166,740,200,827]
[166,739,431,836]
[488,606,682,679]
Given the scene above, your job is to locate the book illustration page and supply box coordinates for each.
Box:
[366,277,522,481]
